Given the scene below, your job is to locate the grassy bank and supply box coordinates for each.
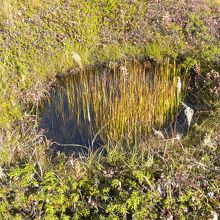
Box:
[0,0,219,219]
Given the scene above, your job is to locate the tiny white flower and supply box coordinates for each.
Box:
[88,196,91,203]
[184,207,188,213]
[208,192,214,198]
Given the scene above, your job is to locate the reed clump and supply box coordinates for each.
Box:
[42,58,182,145]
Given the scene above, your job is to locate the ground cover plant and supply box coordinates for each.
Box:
[0,0,219,219]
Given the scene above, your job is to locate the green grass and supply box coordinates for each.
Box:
[0,0,219,128]
[0,108,219,219]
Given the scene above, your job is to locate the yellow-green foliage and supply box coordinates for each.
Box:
[0,0,147,128]
[0,0,219,128]
[0,1,219,219]
[43,58,181,144]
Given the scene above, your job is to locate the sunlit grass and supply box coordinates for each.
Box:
[42,58,182,145]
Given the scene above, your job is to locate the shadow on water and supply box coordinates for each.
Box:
[39,58,181,156]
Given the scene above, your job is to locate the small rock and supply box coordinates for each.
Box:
[176,102,194,136]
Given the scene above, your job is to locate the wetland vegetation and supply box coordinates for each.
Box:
[0,0,219,219]
[40,58,182,152]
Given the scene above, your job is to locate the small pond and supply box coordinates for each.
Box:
[39,58,181,154]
